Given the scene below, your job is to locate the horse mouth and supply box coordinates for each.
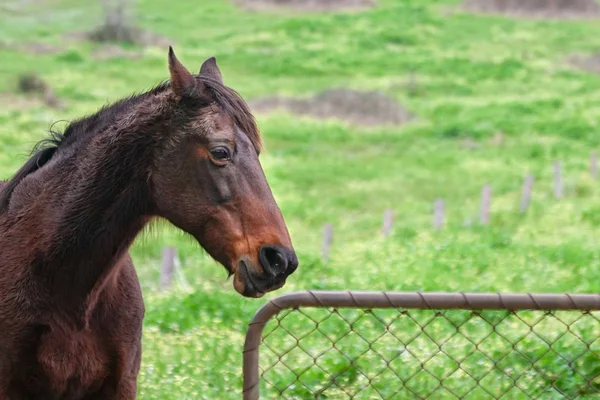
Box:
[239,260,265,298]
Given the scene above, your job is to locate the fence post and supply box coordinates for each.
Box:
[520,174,534,213]
[553,162,563,199]
[322,223,333,263]
[433,199,445,230]
[173,252,190,289]
[382,209,394,237]
[407,71,418,96]
[480,184,491,225]
[159,246,176,291]
[591,152,598,180]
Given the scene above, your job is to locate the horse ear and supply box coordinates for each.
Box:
[199,57,223,84]
[168,46,195,97]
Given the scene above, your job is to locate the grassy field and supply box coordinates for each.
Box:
[2,0,600,398]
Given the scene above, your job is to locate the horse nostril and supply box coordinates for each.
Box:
[287,252,299,274]
[260,246,289,276]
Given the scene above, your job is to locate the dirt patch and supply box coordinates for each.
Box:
[63,0,170,48]
[569,53,600,74]
[233,0,375,12]
[19,42,62,55]
[88,20,141,44]
[16,74,64,110]
[6,38,148,61]
[463,0,600,19]
[84,0,171,47]
[87,25,171,47]
[63,27,170,49]
[90,45,142,61]
[250,89,413,127]
[0,92,48,111]
[0,40,63,55]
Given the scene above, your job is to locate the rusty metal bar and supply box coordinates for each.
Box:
[242,290,600,399]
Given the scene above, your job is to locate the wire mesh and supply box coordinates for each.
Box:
[243,291,600,399]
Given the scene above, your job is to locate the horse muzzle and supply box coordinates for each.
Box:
[234,246,298,298]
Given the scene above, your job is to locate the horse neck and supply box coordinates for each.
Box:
[35,96,170,314]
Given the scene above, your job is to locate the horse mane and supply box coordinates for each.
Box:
[0,76,261,214]
[0,143,58,213]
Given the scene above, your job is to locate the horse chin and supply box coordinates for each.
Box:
[234,260,265,298]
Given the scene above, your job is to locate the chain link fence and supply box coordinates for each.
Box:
[243,291,600,399]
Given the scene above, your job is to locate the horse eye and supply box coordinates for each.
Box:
[210,147,230,161]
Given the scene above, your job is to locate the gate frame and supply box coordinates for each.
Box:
[242,290,600,399]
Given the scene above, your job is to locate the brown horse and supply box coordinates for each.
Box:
[0,47,298,399]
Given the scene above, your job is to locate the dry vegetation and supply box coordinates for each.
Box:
[250,89,413,127]
[233,0,375,12]
[463,0,600,19]
[87,0,169,46]
[15,74,63,109]
[88,0,141,43]
[569,53,600,75]
[90,45,142,61]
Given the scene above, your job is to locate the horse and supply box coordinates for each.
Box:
[0,47,298,399]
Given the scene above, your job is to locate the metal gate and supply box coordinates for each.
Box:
[243,291,600,399]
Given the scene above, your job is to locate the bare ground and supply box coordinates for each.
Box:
[250,89,413,127]
[15,74,64,110]
[0,92,48,111]
[463,0,600,19]
[0,40,63,55]
[19,42,62,55]
[233,0,375,12]
[568,53,600,74]
[90,45,143,61]
[86,25,172,47]
[62,29,171,59]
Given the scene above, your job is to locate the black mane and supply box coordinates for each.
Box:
[0,82,171,213]
[0,76,260,213]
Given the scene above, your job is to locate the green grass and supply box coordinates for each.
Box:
[2,0,600,398]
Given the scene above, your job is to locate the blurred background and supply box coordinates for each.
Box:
[2,0,600,398]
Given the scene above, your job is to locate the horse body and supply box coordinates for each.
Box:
[0,49,298,399]
[0,155,145,398]
[0,258,143,400]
